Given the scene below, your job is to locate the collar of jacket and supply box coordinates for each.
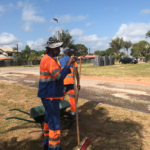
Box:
[64,55,70,58]
[47,53,53,58]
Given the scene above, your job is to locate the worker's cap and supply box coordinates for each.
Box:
[43,37,63,49]
[63,47,74,54]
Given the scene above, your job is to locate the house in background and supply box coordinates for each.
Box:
[0,47,21,60]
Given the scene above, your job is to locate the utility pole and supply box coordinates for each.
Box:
[89,48,90,54]
[53,18,58,40]
[15,44,18,52]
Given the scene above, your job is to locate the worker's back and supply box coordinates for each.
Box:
[59,56,77,85]
[38,54,64,98]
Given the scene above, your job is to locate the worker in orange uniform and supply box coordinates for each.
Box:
[58,47,80,118]
[38,38,76,150]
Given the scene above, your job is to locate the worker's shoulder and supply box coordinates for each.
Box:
[41,54,56,63]
[59,56,65,61]
[59,56,70,62]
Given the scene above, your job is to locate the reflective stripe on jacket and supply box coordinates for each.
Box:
[38,54,71,98]
[58,56,78,85]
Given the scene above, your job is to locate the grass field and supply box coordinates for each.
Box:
[0,82,150,150]
[81,63,150,79]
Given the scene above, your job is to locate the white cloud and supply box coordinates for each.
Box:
[46,26,63,36]
[86,22,95,27]
[27,38,48,50]
[17,1,24,8]
[46,26,53,31]
[8,3,14,8]
[114,23,150,43]
[22,4,45,23]
[92,42,109,50]
[140,9,150,14]
[70,28,84,36]
[0,5,5,12]
[0,32,20,45]
[22,22,33,32]
[52,14,88,23]
[78,34,108,43]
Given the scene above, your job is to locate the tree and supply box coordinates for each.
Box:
[54,29,74,48]
[88,53,94,55]
[146,30,150,38]
[124,41,132,55]
[38,50,46,56]
[94,48,115,56]
[13,47,17,51]
[94,50,106,56]
[130,40,150,57]
[109,37,124,60]
[70,44,88,56]
[13,45,41,61]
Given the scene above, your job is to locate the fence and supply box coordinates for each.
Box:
[94,56,115,66]
[76,58,94,63]
[0,60,40,67]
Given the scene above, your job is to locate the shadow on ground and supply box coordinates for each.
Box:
[0,101,144,150]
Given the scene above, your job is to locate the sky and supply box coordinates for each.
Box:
[1,0,150,54]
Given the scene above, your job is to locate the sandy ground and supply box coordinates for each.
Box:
[0,67,150,113]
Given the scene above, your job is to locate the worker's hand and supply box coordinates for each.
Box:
[70,56,77,64]
[77,85,80,91]
[67,56,77,66]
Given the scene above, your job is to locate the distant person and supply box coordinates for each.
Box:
[58,47,80,118]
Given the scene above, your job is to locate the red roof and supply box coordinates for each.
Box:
[84,55,98,58]
[0,57,12,60]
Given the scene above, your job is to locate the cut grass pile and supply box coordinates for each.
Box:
[81,63,150,78]
[1,82,150,149]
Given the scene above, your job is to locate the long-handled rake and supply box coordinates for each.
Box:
[73,57,90,150]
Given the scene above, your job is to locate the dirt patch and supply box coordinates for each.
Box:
[81,75,150,86]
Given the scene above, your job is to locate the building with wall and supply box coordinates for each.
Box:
[0,47,21,60]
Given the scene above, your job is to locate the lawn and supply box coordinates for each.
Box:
[81,63,150,79]
[0,82,150,150]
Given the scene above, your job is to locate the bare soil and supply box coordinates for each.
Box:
[0,71,150,113]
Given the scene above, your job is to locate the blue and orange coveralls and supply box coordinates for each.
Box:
[38,53,71,150]
[58,55,78,115]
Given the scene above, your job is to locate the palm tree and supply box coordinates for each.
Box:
[54,29,74,48]
[124,41,132,56]
[109,37,124,60]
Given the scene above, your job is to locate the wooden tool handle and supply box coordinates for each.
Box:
[78,57,82,87]
[73,63,80,146]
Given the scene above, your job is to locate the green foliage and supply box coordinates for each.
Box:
[146,30,150,38]
[13,45,40,61]
[124,41,132,55]
[94,48,115,56]
[12,47,17,51]
[37,50,46,56]
[69,44,88,56]
[54,29,74,48]
[130,40,150,57]
[109,37,124,59]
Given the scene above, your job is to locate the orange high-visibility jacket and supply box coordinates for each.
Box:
[38,53,71,98]
[58,56,78,85]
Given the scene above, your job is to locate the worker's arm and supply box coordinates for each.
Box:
[50,57,76,81]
